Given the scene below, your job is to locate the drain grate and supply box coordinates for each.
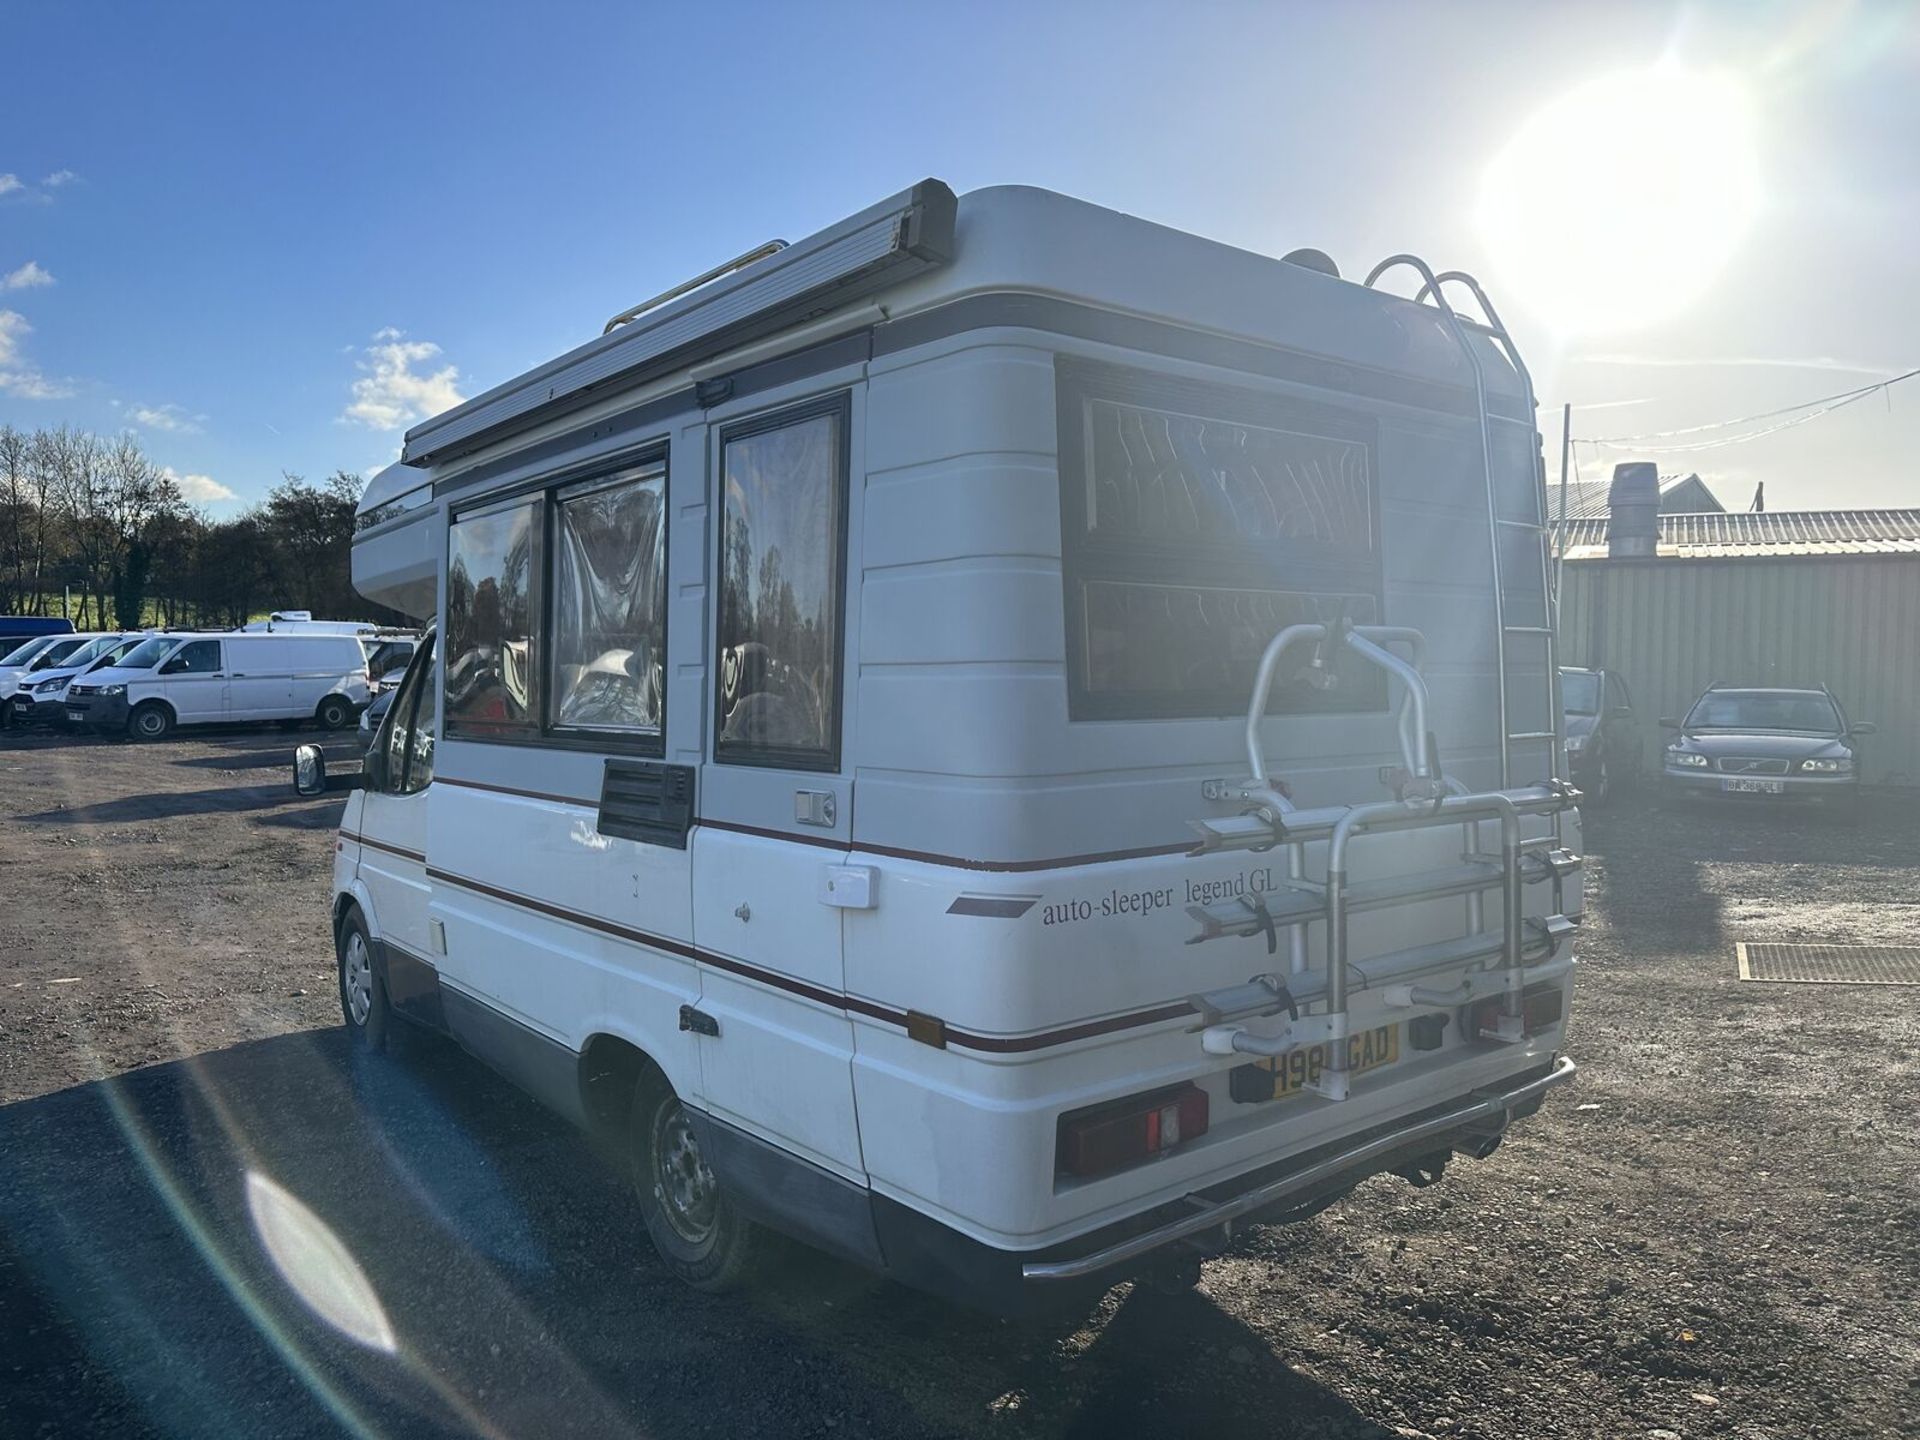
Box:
[1736,943,1920,986]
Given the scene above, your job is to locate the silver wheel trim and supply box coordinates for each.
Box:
[652,1100,719,1244]
[342,932,373,1026]
[137,709,165,735]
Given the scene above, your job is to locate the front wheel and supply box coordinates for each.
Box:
[128,702,174,741]
[316,695,354,730]
[630,1075,763,1292]
[336,908,393,1051]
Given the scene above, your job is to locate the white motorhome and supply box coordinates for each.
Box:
[304,180,1582,1313]
[69,630,372,738]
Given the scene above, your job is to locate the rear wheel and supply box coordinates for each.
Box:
[1588,757,1611,808]
[316,695,354,730]
[128,701,174,741]
[630,1073,763,1291]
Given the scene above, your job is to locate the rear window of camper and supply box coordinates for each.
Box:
[1056,358,1386,720]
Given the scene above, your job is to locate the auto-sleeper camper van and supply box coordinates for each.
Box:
[70,630,372,737]
[306,179,1582,1313]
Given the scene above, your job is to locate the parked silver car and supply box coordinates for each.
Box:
[1660,686,1874,803]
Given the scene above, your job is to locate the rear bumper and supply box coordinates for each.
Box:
[695,1054,1576,1316]
[1021,1054,1575,1282]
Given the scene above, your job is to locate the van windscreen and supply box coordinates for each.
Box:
[116,637,177,669]
[0,636,55,667]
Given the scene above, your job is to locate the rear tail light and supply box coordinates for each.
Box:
[1468,982,1564,1041]
[1057,1083,1209,1179]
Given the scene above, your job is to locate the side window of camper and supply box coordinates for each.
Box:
[1056,357,1384,721]
[714,395,848,770]
[550,459,667,741]
[445,499,543,737]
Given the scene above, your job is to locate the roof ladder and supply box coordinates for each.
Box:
[1362,259,1566,822]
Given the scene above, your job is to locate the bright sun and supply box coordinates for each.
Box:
[1479,67,1760,337]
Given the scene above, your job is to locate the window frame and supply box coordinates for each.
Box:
[711,391,852,774]
[440,443,671,756]
[1055,356,1386,722]
[545,457,671,752]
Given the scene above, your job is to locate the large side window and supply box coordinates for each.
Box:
[445,499,543,737]
[551,460,667,740]
[380,634,437,795]
[715,395,848,769]
[1057,357,1384,720]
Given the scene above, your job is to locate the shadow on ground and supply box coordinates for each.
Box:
[0,1031,1396,1440]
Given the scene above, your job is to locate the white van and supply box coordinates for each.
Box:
[70,630,372,738]
[7,631,133,725]
[301,180,1582,1314]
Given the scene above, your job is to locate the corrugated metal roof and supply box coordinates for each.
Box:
[1562,508,1920,559]
[1551,473,1712,520]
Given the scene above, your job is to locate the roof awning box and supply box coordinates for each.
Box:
[401,178,957,469]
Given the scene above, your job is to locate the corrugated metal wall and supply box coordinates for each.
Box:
[1559,555,1920,787]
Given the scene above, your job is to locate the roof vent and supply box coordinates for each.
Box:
[1608,462,1659,558]
[1281,248,1341,279]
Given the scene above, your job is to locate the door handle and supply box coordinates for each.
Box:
[231,672,247,677]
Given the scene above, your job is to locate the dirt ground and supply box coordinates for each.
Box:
[1,726,1915,1440]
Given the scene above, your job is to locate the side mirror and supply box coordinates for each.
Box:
[1657,717,1680,730]
[293,742,365,796]
[1850,721,1877,737]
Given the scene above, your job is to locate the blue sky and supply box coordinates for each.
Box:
[1,0,1914,511]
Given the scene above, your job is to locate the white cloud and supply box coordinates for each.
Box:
[1,260,54,291]
[161,466,238,505]
[128,402,204,434]
[0,309,71,399]
[41,170,78,189]
[0,175,21,197]
[341,328,464,430]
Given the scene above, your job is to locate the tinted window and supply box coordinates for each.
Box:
[715,399,847,768]
[1561,671,1600,715]
[552,461,667,736]
[445,500,542,737]
[163,640,222,674]
[1058,358,1383,720]
[1686,691,1841,734]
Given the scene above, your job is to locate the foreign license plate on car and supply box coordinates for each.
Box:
[1258,1023,1401,1099]
[66,708,84,723]
[1722,777,1785,794]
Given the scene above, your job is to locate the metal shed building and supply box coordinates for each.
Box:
[1558,509,1920,788]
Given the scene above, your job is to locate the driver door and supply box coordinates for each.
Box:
[356,634,438,1013]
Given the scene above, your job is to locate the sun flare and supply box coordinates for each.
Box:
[1479,67,1761,337]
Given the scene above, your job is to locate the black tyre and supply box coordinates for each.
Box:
[127,701,174,741]
[335,907,393,1052]
[316,695,354,731]
[629,1072,763,1292]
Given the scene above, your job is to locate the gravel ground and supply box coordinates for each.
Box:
[0,728,1915,1439]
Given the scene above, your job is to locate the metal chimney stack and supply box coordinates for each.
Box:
[1607,462,1660,559]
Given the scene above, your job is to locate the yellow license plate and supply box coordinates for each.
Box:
[1259,1023,1401,1099]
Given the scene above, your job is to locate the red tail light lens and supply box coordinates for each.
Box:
[1057,1083,1209,1178]
[1469,982,1565,1040]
